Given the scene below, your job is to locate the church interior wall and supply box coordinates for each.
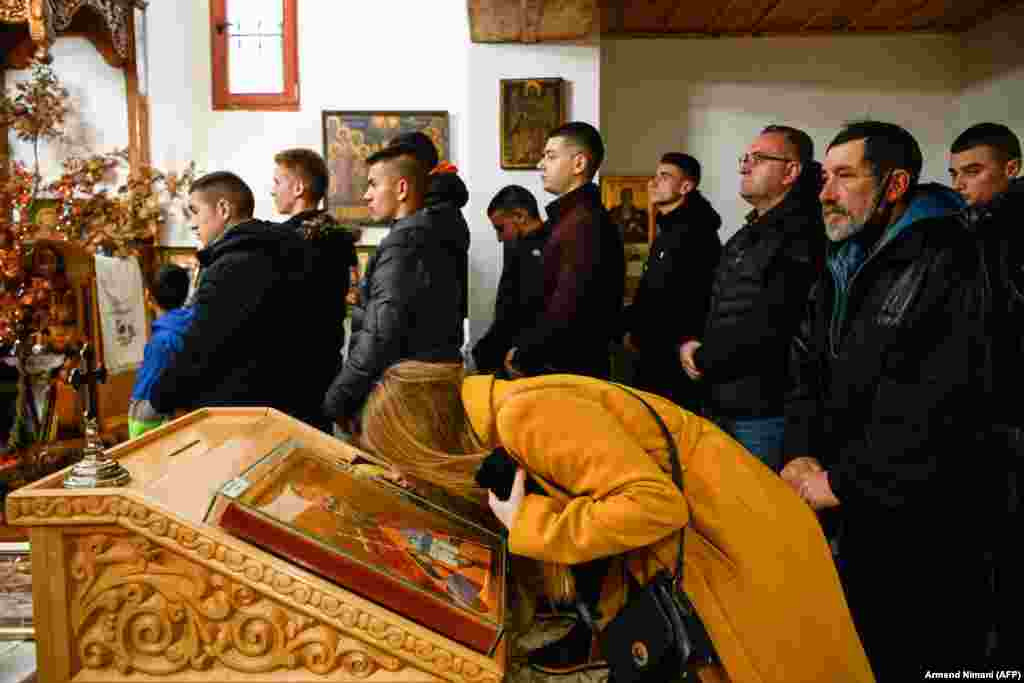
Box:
[35,0,1021,341]
[600,33,967,241]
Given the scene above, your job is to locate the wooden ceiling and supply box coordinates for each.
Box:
[469,0,1024,42]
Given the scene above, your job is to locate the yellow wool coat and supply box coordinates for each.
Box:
[462,374,873,683]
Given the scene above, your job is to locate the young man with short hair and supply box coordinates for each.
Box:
[504,121,625,380]
[149,171,325,426]
[623,152,721,409]
[949,122,1021,208]
[472,185,549,373]
[323,145,466,432]
[272,148,359,429]
[950,122,1024,662]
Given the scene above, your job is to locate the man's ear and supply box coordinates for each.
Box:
[396,177,410,202]
[784,161,803,187]
[680,179,696,196]
[572,151,589,178]
[1007,157,1021,179]
[886,169,912,203]
[293,177,307,200]
[217,198,233,222]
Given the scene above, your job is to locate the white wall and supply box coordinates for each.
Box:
[7,37,129,182]
[144,0,599,344]
[601,34,965,240]
[464,42,600,341]
[954,4,1024,143]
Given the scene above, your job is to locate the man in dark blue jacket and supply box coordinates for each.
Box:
[150,171,330,427]
[323,145,465,432]
[623,153,721,409]
[472,185,549,373]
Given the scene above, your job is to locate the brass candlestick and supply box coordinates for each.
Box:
[63,343,130,489]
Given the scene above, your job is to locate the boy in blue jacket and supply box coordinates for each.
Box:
[128,264,194,438]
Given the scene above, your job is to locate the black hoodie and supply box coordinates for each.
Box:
[626,189,722,352]
[426,172,471,322]
[323,203,469,424]
[151,219,328,425]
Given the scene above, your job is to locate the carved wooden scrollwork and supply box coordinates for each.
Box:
[6,495,503,682]
[51,0,131,61]
[0,0,55,62]
[69,533,407,678]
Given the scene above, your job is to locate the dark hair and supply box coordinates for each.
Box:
[763,124,815,165]
[547,121,605,178]
[487,185,540,219]
[190,171,255,219]
[365,144,428,193]
[660,152,702,187]
[389,131,440,171]
[274,148,329,203]
[828,121,923,192]
[951,123,1021,163]
[150,264,190,311]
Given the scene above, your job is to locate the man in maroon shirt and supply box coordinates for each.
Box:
[504,122,625,380]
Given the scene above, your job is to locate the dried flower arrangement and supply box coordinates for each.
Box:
[0,63,195,506]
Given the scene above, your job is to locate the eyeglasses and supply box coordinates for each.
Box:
[738,152,795,167]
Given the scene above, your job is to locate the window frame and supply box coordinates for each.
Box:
[209,0,299,111]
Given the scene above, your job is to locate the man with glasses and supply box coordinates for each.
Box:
[472,185,550,373]
[680,125,823,470]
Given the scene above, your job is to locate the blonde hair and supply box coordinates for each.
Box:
[361,361,489,501]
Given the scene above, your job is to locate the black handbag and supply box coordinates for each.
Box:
[577,385,717,683]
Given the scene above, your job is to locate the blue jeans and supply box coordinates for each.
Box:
[717,415,785,471]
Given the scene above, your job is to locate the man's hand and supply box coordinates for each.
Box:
[623,332,639,354]
[679,340,703,380]
[796,470,840,510]
[781,456,823,488]
[504,348,525,379]
[489,467,526,530]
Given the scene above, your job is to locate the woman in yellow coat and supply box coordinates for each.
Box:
[361,361,873,683]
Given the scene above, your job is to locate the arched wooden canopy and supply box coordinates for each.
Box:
[0,0,150,171]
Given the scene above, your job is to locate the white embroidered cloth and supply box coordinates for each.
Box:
[94,254,147,375]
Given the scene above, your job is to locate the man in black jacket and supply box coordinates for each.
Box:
[680,125,822,469]
[505,121,624,379]
[272,148,358,429]
[389,131,471,333]
[950,123,1023,661]
[323,145,465,432]
[472,185,549,373]
[783,122,990,677]
[623,153,721,409]
[150,171,326,425]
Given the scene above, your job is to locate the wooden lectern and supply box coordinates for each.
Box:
[5,408,508,683]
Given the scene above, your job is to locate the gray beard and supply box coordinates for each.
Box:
[825,217,867,243]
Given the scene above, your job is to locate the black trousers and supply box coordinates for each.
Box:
[838,517,990,679]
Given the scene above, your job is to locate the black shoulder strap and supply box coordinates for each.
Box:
[612,383,685,582]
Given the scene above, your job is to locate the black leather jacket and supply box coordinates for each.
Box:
[786,185,989,513]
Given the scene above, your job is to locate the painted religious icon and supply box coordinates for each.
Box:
[207,440,505,654]
[601,176,654,303]
[322,111,449,225]
[500,78,565,169]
